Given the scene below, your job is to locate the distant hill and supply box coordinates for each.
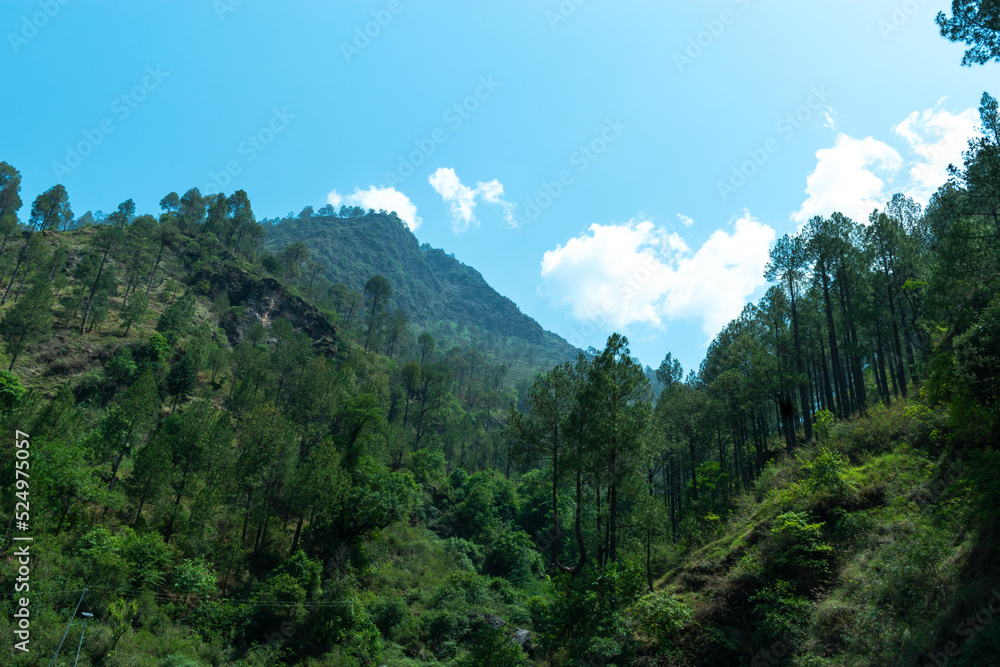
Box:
[263,212,579,366]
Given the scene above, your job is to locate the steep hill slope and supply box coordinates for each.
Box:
[263,212,579,366]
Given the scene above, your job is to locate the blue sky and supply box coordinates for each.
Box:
[0,0,990,372]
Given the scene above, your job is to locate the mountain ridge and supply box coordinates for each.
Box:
[263,211,579,365]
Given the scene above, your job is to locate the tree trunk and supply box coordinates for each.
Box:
[81,248,111,334]
[819,263,847,416]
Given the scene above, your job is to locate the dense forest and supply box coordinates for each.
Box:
[2,5,1000,666]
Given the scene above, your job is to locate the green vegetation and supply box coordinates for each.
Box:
[1,12,1000,667]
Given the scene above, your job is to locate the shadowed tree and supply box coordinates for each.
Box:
[418,332,435,366]
[178,187,206,230]
[166,355,197,411]
[509,360,585,572]
[3,184,71,305]
[0,162,22,263]
[0,281,52,370]
[363,275,392,352]
[765,233,814,442]
[936,1,1000,66]
[80,219,125,333]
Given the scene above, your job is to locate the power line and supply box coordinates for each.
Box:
[3,586,365,608]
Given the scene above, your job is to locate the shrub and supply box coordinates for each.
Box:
[0,369,26,409]
[483,530,545,584]
[172,557,217,596]
[749,580,811,645]
[369,595,409,637]
[954,296,1000,406]
[530,559,644,663]
[459,625,529,666]
[801,447,853,496]
[814,409,834,440]
[146,332,173,362]
[106,347,137,386]
[769,511,833,574]
[630,590,692,646]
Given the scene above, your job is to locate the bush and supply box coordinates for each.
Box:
[801,447,853,496]
[814,409,834,440]
[749,580,811,645]
[459,625,529,666]
[75,527,174,589]
[954,296,1000,406]
[630,590,692,646]
[769,511,833,574]
[0,369,26,410]
[369,595,409,637]
[444,537,483,572]
[172,557,217,596]
[146,332,173,362]
[834,402,910,455]
[160,655,205,667]
[106,347,137,386]
[483,530,545,584]
[530,560,644,663]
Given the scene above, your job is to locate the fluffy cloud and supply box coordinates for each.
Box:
[540,214,775,337]
[327,186,421,231]
[667,214,776,335]
[894,103,978,202]
[792,135,902,225]
[792,102,978,225]
[429,167,516,232]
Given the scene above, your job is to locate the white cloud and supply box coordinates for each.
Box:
[667,213,776,335]
[677,214,695,227]
[327,186,422,231]
[540,213,775,338]
[792,102,979,225]
[792,134,902,225]
[894,102,978,203]
[429,167,516,232]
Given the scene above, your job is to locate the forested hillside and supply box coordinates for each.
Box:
[262,211,578,374]
[0,173,568,665]
[1,6,1000,667]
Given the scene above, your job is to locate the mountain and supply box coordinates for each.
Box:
[262,212,579,366]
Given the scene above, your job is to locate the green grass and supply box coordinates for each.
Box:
[651,399,999,666]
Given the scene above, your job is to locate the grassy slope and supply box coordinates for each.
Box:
[653,399,1000,667]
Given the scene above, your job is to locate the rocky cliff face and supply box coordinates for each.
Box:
[202,265,340,357]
